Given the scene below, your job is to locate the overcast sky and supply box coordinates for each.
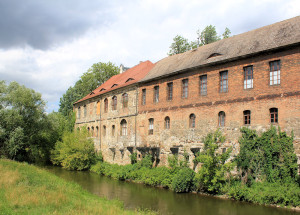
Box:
[0,0,299,113]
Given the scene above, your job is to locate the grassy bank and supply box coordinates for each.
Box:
[0,159,154,215]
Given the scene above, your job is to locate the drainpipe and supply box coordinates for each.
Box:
[135,85,138,148]
[99,96,102,151]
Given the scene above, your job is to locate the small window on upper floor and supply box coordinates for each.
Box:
[149,118,154,135]
[122,93,128,109]
[77,107,81,119]
[84,105,87,117]
[218,111,225,127]
[104,98,108,113]
[244,66,253,89]
[96,126,99,137]
[142,89,146,105]
[243,110,251,125]
[220,71,228,93]
[112,96,117,110]
[91,126,94,137]
[199,75,207,96]
[167,82,173,101]
[270,108,278,124]
[154,86,159,103]
[182,79,188,98]
[103,125,106,137]
[270,60,281,85]
[189,114,196,128]
[165,116,170,129]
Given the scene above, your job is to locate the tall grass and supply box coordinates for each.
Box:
[0,159,154,215]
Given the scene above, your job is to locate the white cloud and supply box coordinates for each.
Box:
[0,0,299,112]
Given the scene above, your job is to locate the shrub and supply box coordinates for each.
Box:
[235,127,298,184]
[130,152,137,164]
[51,129,96,170]
[194,130,234,194]
[138,154,153,169]
[171,167,195,193]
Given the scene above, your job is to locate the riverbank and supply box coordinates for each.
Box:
[0,159,154,215]
[90,161,300,210]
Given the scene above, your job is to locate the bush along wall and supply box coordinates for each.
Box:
[90,128,299,207]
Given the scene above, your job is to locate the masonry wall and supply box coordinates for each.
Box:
[137,47,300,167]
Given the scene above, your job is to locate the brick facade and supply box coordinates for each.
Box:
[74,17,300,169]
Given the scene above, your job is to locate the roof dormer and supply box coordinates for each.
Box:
[207,53,222,59]
[125,78,134,83]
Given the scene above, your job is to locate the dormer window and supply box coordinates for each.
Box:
[100,88,106,92]
[125,78,134,83]
[89,92,95,95]
[111,84,118,88]
[207,53,222,59]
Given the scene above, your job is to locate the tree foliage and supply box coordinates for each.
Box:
[236,127,298,184]
[0,81,62,163]
[168,25,231,55]
[194,130,234,194]
[51,129,97,170]
[59,62,119,116]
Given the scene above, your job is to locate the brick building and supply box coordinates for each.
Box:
[74,16,300,168]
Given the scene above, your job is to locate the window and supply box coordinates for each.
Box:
[243,110,251,125]
[96,126,99,137]
[244,66,253,89]
[142,89,146,105]
[120,119,127,136]
[87,127,90,133]
[122,93,128,108]
[220,71,228,92]
[84,105,87,117]
[189,114,196,128]
[112,96,117,110]
[270,108,278,124]
[103,126,106,137]
[167,82,173,101]
[182,79,188,98]
[149,118,154,135]
[112,125,115,137]
[270,60,281,85]
[154,86,159,103]
[104,98,108,113]
[77,107,81,119]
[96,101,100,115]
[92,127,94,137]
[165,116,170,129]
[200,75,207,96]
[218,111,225,127]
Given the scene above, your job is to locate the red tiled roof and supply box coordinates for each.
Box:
[74,60,154,104]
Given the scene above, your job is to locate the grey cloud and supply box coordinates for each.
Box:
[0,0,114,50]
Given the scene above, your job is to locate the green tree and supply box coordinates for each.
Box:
[59,62,119,116]
[194,130,234,194]
[197,25,220,45]
[0,81,58,163]
[222,27,231,39]
[168,35,198,56]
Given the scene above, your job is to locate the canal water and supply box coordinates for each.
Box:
[45,166,298,215]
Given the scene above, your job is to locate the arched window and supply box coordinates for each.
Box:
[149,118,154,135]
[112,96,117,110]
[96,101,100,115]
[87,127,90,133]
[165,116,170,129]
[218,111,225,127]
[120,119,127,136]
[91,126,94,137]
[189,114,196,128]
[77,107,81,119]
[112,125,115,137]
[84,105,87,117]
[96,126,99,137]
[103,125,106,137]
[243,110,251,125]
[104,98,108,113]
[122,93,128,108]
[270,108,278,123]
